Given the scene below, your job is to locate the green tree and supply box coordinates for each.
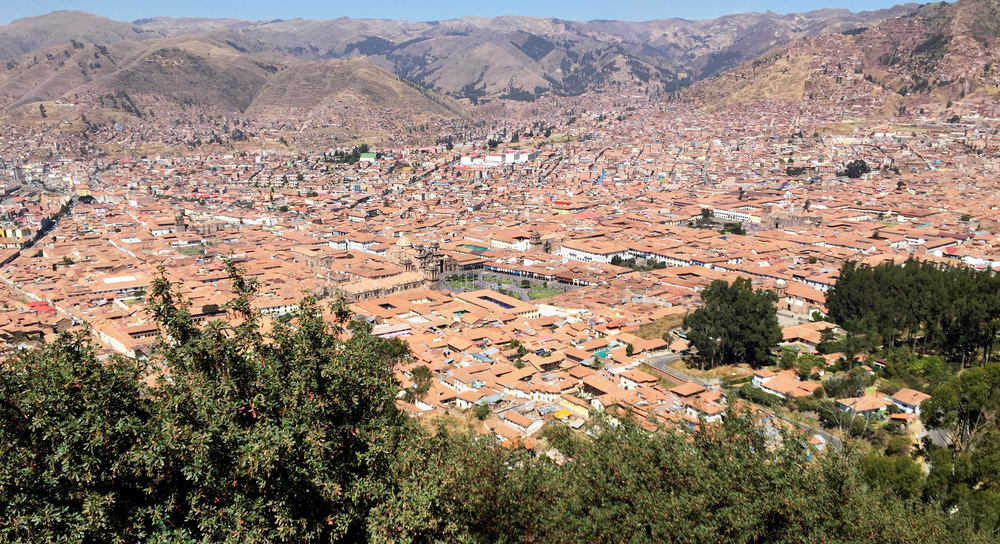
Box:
[797,353,824,380]
[844,159,870,178]
[0,260,413,542]
[374,409,976,543]
[406,364,433,402]
[921,364,1000,453]
[861,453,924,500]
[682,277,781,369]
[779,347,799,370]
[0,332,153,540]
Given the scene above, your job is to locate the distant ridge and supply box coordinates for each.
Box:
[685,0,1000,112]
[0,5,919,101]
[0,35,468,121]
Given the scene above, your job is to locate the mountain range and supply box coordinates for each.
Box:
[684,0,1000,111]
[0,4,919,115]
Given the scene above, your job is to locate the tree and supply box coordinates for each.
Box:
[625,343,634,357]
[844,159,870,178]
[921,364,1000,453]
[0,332,153,540]
[816,326,840,354]
[0,260,413,542]
[5,262,998,542]
[520,279,531,289]
[473,403,490,420]
[827,258,1000,364]
[682,277,782,369]
[406,365,433,402]
[861,453,924,500]
[797,353,824,380]
[371,409,978,543]
[803,198,812,212]
[779,348,799,370]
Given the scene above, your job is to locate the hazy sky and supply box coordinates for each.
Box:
[3,1,919,25]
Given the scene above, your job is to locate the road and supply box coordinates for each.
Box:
[644,352,718,388]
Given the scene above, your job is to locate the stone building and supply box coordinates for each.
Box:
[386,236,460,286]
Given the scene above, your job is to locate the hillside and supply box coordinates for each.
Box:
[685,0,1000,113]
[0,35,468,122]
[0,11,162,60]
[0,6,919,101]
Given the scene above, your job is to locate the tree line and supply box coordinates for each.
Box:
[0,262,996,542]
[827,258,1000,366]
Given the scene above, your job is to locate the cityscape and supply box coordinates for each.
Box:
[2,1,1000,542]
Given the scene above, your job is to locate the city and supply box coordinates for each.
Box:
[2,1,1000,542]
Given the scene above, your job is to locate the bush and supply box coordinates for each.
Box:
[885,435,911,456]
[878,380,905,396]
[734,384,784,407]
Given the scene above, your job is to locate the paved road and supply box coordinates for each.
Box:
[645,352,720,388]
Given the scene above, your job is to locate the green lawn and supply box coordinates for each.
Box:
[444,280,478,291]
[528,288,563,300]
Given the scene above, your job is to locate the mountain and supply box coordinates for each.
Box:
[0,35,467,121]
[0,11,162,60]
[684,0,1000,112]
[0,6,919,102]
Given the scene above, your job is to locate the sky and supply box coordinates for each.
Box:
[2,0,919,25]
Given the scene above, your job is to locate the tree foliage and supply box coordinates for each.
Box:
[921,363,1000,453]
[683,277,781,369]
[843,159,870,178]
[371,410,976,544]
[827,259,1000,365]
[1,260,410,542]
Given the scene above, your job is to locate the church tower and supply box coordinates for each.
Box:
[175,210,187,233]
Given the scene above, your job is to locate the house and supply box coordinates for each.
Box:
[619,369,658,390]
[890,388,931,415]
[670,381,707,399]
[837,394,891,417]
[500,410,534,432]
[685,398,726,423]
[754,369,820,399]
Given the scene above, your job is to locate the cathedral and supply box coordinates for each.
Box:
[386,236,460,286]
